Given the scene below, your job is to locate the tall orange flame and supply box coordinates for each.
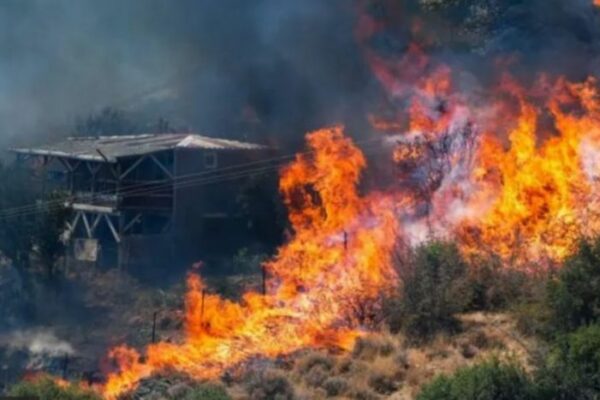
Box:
[458,78,600,264]
[101,126,399,399]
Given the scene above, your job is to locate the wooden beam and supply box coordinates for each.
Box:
[104,215,121,243]
[119,155,148,180]
[71,203,117,215]
[149,154,173,179]
[123,213,142,233]
[85,161,102,174]
[96,149,119,179]
[65,212,82,236]
[90,214,103,234]
[81,212,92,238]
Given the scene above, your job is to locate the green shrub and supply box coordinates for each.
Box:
[9,376,101,400]
[394,241,472,340]
[513,301,554,340]
[546,238,600,334]
[537,324,600,399]
[182,383,231,400]
[416,359,535,400]
[467,255,531,311]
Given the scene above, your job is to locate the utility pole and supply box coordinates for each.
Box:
[151,311,158,343]
[62,353,69,379]
[201,289,206,319]
[261,265,267,295]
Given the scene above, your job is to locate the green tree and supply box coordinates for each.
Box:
[0,163,36,269]
[34,191,70,278]
[546,238,600,334]
[538,324,600,399]
[74,107,138,136]
[393,240,472,339]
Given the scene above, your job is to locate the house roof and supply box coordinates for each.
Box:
[11,133,267,162]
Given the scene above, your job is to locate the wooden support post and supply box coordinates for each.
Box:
[151,311,158,343]
[261,265,267,296]
[201,289,206,319]
[62,353,69,379]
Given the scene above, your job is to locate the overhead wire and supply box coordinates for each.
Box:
[0,137,390,221]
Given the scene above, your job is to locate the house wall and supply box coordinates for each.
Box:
[173,148,272,263]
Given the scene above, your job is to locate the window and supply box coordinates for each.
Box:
[204,151,218,169]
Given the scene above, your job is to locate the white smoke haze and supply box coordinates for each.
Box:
[1,329,75,357]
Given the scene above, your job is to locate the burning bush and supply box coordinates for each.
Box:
[416,359,535,400]
[389,240,472,340]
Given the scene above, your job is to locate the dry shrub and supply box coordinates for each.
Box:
[244,369,295,400]
[458,342,478,359]
[349,388,380,400]
[368,372,400,395]
[336,358,353,374]
[294,351,336,389]
[394,349,410,369]
[352,336,396,361]
[304,364,329,388]
[295,352,334,375]
[322,377,349,397]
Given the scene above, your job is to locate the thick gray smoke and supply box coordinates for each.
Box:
[1,1,600,150]
[0,0,375,151]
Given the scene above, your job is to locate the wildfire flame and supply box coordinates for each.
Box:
[101,127,399,399]
[457,77,600,264]
[99,64,600,400]
[53,5,600,397]
[360,42,600,266]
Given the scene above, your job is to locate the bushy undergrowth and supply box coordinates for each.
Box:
[416,236,600,399]
[245,369,295,400]
[546,238,600,334]
[9,376,101,400]
[417,359,535,400]
[510,237,600,340]
[537,324,600,399]
[182,383,231,400]
[388,241,472,340]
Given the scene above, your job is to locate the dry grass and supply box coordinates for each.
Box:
[217,312,538,400]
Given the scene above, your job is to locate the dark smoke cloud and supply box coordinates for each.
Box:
[0,0,376,150]
[364,0,600,87]
[2,0,600,151]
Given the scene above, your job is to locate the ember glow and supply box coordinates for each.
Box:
[101,127,399,399]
